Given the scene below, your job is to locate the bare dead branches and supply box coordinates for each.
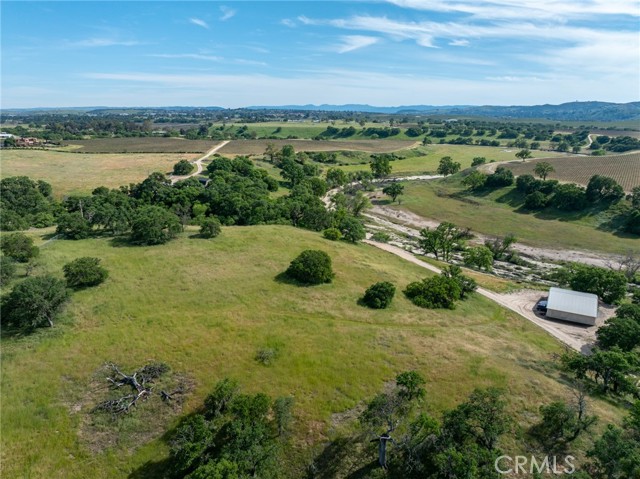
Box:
[93,362,172,415]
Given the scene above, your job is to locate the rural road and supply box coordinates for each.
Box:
[170,140,230,184]
[363,239,594,352]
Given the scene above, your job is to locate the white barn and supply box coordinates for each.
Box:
[546,287,598,326]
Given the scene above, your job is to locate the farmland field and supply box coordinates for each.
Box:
[1,225,623,478]
[504,152,640,191]
[0,149,196,197]
[336,145,566,175]
[395,177,640,254]
[218,138,418,156]
[62,137,216,153]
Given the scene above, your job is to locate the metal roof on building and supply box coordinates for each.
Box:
[547,287,598,318]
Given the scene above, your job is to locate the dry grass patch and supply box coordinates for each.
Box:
[0,150,197,197]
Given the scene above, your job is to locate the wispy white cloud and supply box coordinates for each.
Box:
[449,39,469,47]
[189,17,209,29]
[219,6,236,21]
[280,18,296,28]
[150,53,222,61]
[387,0,640,20]
[336,35,379,53]
[64,38,141,48]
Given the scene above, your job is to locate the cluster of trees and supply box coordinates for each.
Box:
[1,233,108,332]
[2,147,370,247]
[405,266,476,309]
[1,176,57,230]
[551,263,628,304]
[590,135,640,153]
[168,378,293,478]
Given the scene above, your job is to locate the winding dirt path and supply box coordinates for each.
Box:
[169,140,230,184]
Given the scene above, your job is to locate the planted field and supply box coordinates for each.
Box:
[504,152,640,191]
[63,138,216,153]
[336,145,565,175]
[218,139,418,156]
[0,149,196,197]
[396,177,640,255]
[1,225,622,478]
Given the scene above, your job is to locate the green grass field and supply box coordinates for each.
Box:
[394,177,639,254]
[336,145,566,175]
[1,225,624,478]
[0,150,197,197]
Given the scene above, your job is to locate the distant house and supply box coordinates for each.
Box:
[546,287,598,326]
[0,132,14,139]
[15,137,41,147]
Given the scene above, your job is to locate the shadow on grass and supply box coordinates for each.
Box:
[308,436,379,479]
[274,271,330,287]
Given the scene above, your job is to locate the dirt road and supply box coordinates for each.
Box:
[169,140,230,184]
[363,240,608,352]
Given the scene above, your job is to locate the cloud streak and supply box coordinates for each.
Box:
[189,17,209,29]
[336,35,379,53]
[219,6,236,21]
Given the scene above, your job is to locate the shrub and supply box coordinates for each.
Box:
[370,231,391,243]
[463,246,494,271]
[362,281,396,309]
[1,275,69,329]
[471,157,487,167]
[0,232,39,263]
[485,167,514,187]
[200,217,222,238]
[322,228,342,241]
[285,250,334,285]
[524,191,549,210]
[404,275,461,309]
[255,347,279,366]
[552,184,587,211]
[63,257,109,289]
[0,256,16,285]
[339,216,366,243]
[173,159,195,175]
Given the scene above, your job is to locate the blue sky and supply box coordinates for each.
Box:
[2,0,639,108]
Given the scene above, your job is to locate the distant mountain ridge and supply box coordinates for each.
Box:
[247,101,640,121]
[3,101,639,121]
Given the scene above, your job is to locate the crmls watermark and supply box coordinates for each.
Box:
[495,455,576,475]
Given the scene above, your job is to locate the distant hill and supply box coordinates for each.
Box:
[247,101,640,121]
[3,101,639,121]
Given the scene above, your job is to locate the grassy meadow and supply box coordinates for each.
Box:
[394,177,639,254]
[0,150,197,197]
[0,225,625,478]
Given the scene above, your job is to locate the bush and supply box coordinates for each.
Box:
[1,275,69,329]
[285,250,334,284]
[0,256,16,285]
[200,217,222,238]
[339,216,366,243]
[63,257,109,289]
[563,263,628,304]
[0,232,39,262]
[130,205,181,245]
[322,228,342,241]
[524,191,549,210]
[370,231,391,243]
[56,212,92,240]
[552,184,587,211]
[255,347,280,366]
[362,281,396,309]
[485,167,514,187]
[173,159,195,175]
[463,246,494,271]
[404,275,461,309]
